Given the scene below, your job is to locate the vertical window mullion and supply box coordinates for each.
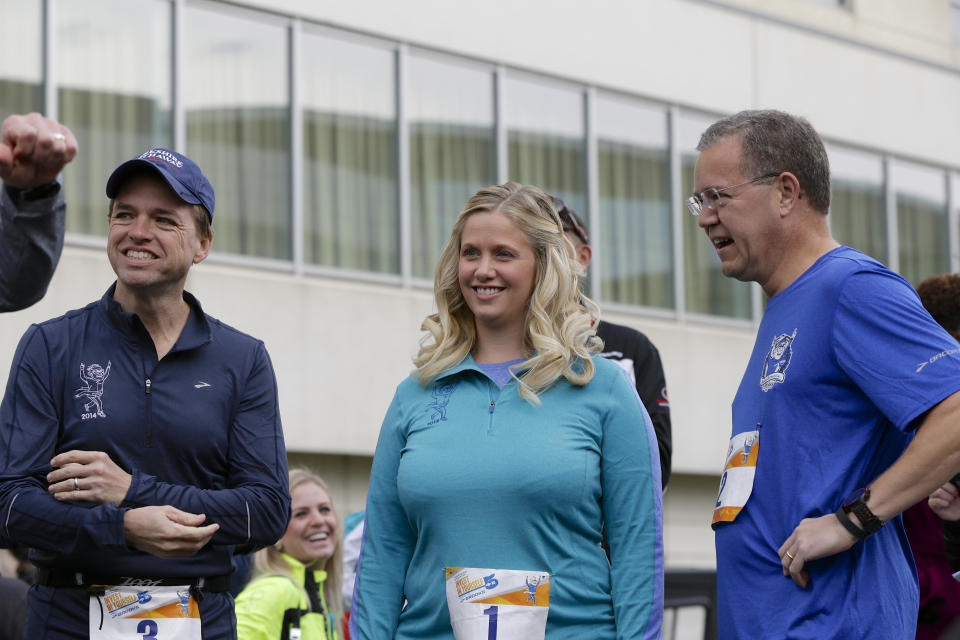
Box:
[950,174,959,274]
[290,18,303,275]
[495,65,507,184]
[669,105,684,320]
[397,43,411,287]
[43,0,55,119]
[885,156,899,274]
[172,0,184,152]
[585,87,600,300]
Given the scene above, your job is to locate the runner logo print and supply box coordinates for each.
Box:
[75,360,112,420]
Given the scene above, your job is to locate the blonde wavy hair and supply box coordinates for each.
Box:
[251,469,343,631]
[414,182,601,403]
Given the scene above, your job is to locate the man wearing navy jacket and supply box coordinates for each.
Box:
[0,148,290,639]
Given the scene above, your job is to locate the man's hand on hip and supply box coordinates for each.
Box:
[778,514,858,589]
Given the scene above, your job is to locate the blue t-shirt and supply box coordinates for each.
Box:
[715,247,960,639]
[476,357,525,388]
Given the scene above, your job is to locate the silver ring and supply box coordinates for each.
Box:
[73,477,80,491]
[52,132,66,142]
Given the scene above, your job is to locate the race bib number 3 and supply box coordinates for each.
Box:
[445,567,550,640]
[712,429,760,526]
[90,585,201,640]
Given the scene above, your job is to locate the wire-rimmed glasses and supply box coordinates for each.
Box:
[686,172,781,216]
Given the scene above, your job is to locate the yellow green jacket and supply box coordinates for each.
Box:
[236,553,338,640]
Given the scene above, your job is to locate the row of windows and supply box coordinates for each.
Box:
[3,0,959,322]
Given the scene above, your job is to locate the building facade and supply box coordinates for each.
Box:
[2,0,960,575]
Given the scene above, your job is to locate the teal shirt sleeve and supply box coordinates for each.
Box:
[350,384,418,639]
[600,364,665,639]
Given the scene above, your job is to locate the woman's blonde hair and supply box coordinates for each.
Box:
[414,182,601,403]
[251,468,344,630]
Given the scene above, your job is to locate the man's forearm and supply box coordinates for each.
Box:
[0,181,65,312]
[863,390,960,524]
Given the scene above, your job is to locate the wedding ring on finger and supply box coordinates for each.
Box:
[74,477,80,491]
[785,551,795,560]
[52,132,66,142]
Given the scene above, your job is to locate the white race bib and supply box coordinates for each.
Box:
[712,429,760,526]
[89,585,201,640]
[445,567,550,640]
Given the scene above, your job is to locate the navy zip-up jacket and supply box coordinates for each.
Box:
[0,284,290,578]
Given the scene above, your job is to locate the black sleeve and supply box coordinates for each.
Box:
[596,321,672,488]
[0,181,65,312]
[945,519,960,573]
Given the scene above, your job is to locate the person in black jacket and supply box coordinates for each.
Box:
[553,197,672,488]
[0,112,77,312]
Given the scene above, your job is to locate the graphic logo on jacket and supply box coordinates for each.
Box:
[760,330,796,392]
[427,382,458,425]
[74,360,112,419]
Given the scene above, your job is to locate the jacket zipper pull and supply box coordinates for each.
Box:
[145,378,153,446]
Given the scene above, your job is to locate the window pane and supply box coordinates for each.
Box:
[505,73,585,215]
[302,31,397,273]
[56,0,172,237]
[951,1,960,44]
[828,145,886,264]
[0,0,42,119]
[954,174,960,266]
[185,7,290,259]
[595,94,672,308]
[893,160,948,284]
[408,53,495,279]
[679,112,751,319]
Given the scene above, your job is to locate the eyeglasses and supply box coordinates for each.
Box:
[553,197,589,245]
[686,172,781,217]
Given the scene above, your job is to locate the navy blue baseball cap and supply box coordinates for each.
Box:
[106,148,215,221]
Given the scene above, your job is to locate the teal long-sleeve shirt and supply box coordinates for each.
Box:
[351,355,664,639]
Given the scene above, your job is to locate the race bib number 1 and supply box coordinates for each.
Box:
[89,585,201,640]
[445,567,550,640]
[712,429,760,526]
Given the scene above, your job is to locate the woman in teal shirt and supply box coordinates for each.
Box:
[237,469,343,640]
[351,183,664,639]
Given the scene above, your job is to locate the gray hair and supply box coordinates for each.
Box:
[697,109,830,214]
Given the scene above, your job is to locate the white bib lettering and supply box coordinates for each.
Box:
[89,585,201,640]
[445,567,550,640]
[713,429,760,526]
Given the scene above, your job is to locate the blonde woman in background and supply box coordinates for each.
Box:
[237,469,343,640]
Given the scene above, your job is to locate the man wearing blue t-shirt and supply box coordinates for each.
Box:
[690,109,960,638]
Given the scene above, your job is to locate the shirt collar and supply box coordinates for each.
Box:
[99,282,212,352]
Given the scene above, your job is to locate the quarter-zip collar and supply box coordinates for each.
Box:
[435,353,485,382]
[99,282,212,353]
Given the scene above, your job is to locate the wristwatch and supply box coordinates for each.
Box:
[840,487,884,537]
